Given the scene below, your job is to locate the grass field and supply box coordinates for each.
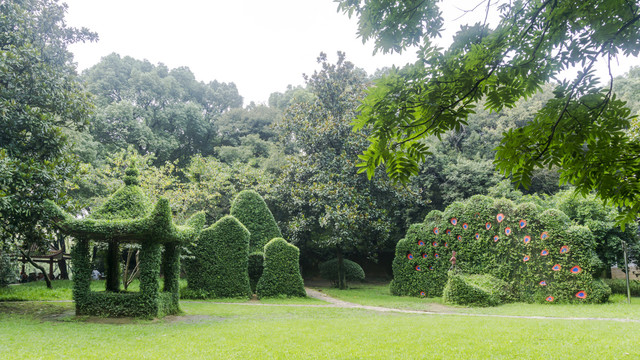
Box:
[316,283,640,320]
[1,281,639,359]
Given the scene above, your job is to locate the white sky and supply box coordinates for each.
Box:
[62,0,637,105]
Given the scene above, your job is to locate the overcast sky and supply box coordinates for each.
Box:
[63,1,637,106]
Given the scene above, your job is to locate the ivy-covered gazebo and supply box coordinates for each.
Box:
[45,167,205,317]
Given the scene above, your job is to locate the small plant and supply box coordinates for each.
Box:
[318,258,365,287]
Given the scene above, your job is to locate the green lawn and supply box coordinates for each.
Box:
[0,301,638,359]
[1,281,639,359]
[316,283,640,320]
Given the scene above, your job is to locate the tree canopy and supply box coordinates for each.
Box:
[0,0,96,254]
[337,0,640,224]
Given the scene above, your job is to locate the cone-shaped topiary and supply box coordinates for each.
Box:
[230,190,282,253]
[257,238,306,298]
[186,215,252,298]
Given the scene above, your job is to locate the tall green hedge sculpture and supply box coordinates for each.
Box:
[186,215,252,298]
[230,190,282,292]
[391,195,610,303]
[46,167,205,317]
[257,238,306,298]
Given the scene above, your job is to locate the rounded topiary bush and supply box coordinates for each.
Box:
[318,258,365,286]
[230,190,282,253]
[186,215,251,299]
[256,238,306,298]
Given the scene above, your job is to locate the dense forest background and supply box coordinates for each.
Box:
[54,52,640,277]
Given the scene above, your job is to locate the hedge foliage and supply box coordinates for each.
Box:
[53,167,204,317]
[604,278,640,296]
[443,272,515,307]
[319,258,365,286]
[391,195,609,303]
[257,238,306,298]
[186,215,252,298]
[230,190,282,253]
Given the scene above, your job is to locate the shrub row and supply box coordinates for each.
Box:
[604,278,640,296]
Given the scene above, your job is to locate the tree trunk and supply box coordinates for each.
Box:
[105,242,121,292]
[337,247,346,290]
[57,236,69,280]
[20,250,52,289]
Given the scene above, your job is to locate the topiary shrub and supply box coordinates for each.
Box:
[257,238,306,298]
[248,252,264,293]
[186,215,252,299]
[392,195,609,303]
[48,167,205,318]
[443,272,515,307]
[230,190,282,253]
[319,258,365,286]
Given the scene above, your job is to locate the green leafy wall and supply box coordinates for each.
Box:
[391,195,609,303]
[186,215,252,298]
[256,238,306,298]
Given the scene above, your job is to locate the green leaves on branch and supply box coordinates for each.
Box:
[340,0,640,225]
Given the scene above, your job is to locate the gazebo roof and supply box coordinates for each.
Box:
[45,167,205,243]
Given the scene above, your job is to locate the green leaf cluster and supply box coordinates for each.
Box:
[338,1,640,225]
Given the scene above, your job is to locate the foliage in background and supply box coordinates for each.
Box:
[318,258,365,287]
[338,0,640,226]
[271,52,427,288]
[0,0,97,287]
[257,238,306,298]
[604,279,640,297]
[78,53,242,166]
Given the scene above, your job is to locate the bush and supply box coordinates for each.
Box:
[257,238,306,298]
[604,278,640,296]
[392,195,608,303]
[186,215,251,299]
[443,272,514,307]
[230,190,282,253]
[318,258,365,286]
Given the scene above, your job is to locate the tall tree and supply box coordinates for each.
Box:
[80,54,243,165]
[338,0,640,224]
[272,53,426,288]
[0,0,97,287]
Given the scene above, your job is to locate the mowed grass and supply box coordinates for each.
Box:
[0,301,638,359]
[317,283,640,320]
[0,280,326,305]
